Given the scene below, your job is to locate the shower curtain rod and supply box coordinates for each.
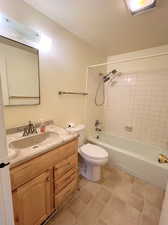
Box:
[88,51,168,69]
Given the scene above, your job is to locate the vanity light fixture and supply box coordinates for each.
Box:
[0,14,52,52]
[125,0,157,15]
[0,13,40,46]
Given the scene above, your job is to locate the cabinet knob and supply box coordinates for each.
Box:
[15,216,19,224]
[46,177,50,182]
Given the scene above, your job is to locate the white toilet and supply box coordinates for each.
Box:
[79,143,108,181]
[67,124,108,181]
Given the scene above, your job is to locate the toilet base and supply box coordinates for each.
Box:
[80,162,101,182]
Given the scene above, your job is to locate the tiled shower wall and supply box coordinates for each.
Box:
[103,45,168,149]
[104,71,168,149]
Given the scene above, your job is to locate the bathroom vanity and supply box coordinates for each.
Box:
[10,137,78,225]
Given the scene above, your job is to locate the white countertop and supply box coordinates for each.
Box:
[8,124,78,168]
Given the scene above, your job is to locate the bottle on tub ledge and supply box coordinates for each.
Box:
[39,119,46,133]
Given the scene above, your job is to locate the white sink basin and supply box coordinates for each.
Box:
[8,149,17,160]
[9,132,60,150]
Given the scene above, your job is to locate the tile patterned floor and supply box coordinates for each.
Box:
[48,167,164,225]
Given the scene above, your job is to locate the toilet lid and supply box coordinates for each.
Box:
[80,143,108,160]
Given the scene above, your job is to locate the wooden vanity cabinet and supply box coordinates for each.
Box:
[10,139,78,225]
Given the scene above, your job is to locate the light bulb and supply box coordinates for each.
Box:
[125,0,157,15]
[38,34,52,52]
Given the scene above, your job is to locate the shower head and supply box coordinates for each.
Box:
[103,69,121,83]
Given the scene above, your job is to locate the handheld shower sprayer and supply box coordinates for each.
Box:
[95,69,122,106]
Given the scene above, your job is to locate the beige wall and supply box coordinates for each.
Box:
[0,0,105,129]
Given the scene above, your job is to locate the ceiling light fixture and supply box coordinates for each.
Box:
[125,0,157,15]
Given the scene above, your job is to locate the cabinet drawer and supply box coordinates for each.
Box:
[55,169,77,194]
[10,139,78,190]
[59,141,77,160]
[54,179,77,209]
[54,154,77,179]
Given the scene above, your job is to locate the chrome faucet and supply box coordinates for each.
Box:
[23,121,38,137]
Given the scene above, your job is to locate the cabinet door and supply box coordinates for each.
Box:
[13,170,53,225]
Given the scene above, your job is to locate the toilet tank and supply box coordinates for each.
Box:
[67,124,86,146]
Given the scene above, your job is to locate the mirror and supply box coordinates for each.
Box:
[0,35,40,106]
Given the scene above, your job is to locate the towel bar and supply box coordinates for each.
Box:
[58,91,88,96]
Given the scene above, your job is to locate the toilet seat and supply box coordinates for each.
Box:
[80,143,108,160]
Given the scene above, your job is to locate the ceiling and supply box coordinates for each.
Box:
[23,0,168,56]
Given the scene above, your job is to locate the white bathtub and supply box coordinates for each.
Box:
[88,134,168,189]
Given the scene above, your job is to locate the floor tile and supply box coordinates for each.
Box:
[83,180,102,197]
[132,177,146,199]
[96,187,111,205]
[47,167,163,225]
[77,199,104,225]
[143,183,164,209]
[142,199,161,224]
[101,195,140,225]
[76,186,94,205]
[140,214,159,225]
[78,177,88,189]
[94,218,108,225]
[132,177,164,209]
[102,169,133,202]
[69,197,87,218]
[127,193,144,212]
[49,209,76,225]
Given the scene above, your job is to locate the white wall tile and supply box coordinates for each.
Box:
[103,71,168,149]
